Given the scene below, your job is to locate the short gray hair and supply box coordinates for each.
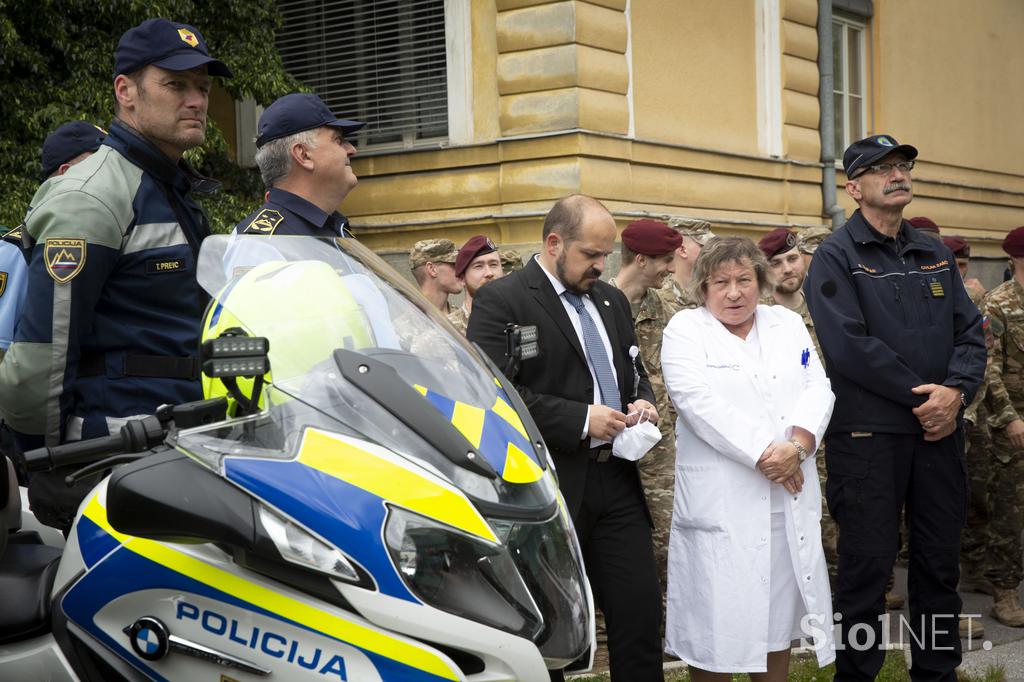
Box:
[690,236,772,305]
[254,129,319,188]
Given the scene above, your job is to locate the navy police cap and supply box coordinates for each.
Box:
[843,134,918,179]
[40,121,107,181]
[256,93,365,148]
[115,18,232,78]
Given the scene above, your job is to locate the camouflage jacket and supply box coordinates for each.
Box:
[447,303,469,336]
[612,281,676,442]
[983,279,1024,430]
[656,277,699,317]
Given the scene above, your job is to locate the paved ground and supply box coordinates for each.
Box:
[578,566,1024,679]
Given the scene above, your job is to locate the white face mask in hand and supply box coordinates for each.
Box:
[612,408,662,462]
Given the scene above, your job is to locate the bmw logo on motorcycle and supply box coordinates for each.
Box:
[125,616,170,661]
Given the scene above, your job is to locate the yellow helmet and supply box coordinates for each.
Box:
[201,259,376,410]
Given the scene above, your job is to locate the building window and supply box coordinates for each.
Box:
[832,13,868,154]
[276,0,449,151]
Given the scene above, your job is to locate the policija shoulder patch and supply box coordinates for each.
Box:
[245,209,284,235]
[45,238,86,283]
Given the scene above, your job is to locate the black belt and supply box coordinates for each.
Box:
[78,354,200,380]
[588,444,612,462]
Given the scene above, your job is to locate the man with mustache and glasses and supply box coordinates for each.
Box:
[0,18,232,531]
[468,195,663,681]
[805,135,985,681]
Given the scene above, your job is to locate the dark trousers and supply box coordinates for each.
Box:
[826,431,967,682]
[550,456,663,681]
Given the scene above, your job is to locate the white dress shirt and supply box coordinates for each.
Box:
[535,255,616,444]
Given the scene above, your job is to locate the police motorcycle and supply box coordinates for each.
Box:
[0,235,595,681]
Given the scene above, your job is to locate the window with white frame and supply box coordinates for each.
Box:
[832,13,868,154]
[275,0,449,151]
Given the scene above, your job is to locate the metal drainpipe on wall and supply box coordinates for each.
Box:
[818,0,845,229]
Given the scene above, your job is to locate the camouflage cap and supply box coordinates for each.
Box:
[797,227,832,255]
[409,238,458,270]
[668,217,716,246]
[500,248,523,274]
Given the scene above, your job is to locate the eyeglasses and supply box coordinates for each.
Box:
[855,160,915,178]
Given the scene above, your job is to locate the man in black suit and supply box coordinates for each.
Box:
[468,195,664,681]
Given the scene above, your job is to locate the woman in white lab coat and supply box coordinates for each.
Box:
[661,237,835,680]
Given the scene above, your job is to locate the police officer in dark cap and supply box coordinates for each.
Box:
[0,121,107,361]
[0,17,232,531]
[235,93,365,237]
[805,134,985,681]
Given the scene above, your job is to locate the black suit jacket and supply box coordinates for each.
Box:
[467,257,654,516]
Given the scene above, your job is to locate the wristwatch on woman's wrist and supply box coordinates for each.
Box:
[790,439,809,462]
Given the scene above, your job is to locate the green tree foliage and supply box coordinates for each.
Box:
[0,0,304,231]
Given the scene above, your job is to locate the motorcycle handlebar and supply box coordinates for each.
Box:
[23,415,166,473]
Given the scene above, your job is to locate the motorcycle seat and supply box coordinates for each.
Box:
[0,542,62,643]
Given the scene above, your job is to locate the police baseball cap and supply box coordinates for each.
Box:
[843,134,918,178]
[256,93,365,148]
[115,18,233,78]
[40,121,107,181]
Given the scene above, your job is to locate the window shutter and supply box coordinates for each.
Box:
[276,0,449,149]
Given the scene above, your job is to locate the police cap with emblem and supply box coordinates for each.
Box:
[455,235,498,277]
[843,134,918,179]
[758,228,798,259]
[115,18,233,78]
[256,94,365,148]
[409,239,458,270]
[40,121,107,181]
[622,220,682,256]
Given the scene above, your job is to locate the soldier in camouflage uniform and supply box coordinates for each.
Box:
[609,219,682,621]
[447,235,502,335]
[657,218,716,316]
[500,248,523,275]
[759,228,838,583]
[979,225,1024,627]
[943,236,994,605]
[409,239,462,313]
[797,226,831,272]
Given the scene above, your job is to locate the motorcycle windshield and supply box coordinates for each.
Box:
[190,235,557,514]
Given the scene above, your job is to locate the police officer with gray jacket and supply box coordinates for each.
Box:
[0,18,232,530]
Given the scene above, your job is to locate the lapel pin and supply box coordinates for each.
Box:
[603,300,610,306]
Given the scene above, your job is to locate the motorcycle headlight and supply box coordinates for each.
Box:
[258,505,360,582]
[384,506,543,640]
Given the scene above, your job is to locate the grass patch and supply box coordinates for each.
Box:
[570,650,1005,681]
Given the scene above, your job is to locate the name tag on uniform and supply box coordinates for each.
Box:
[146,258,186,274]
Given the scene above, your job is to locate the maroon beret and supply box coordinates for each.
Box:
[455,235,498,277]
[758,228,798,259]
[1003,227,1024,258]
[942,236,969,258]
[908,216,940,234]
[621,219,682,256]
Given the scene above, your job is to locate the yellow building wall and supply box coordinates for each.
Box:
[830,0,1024,255]
[631,0,760,156]
[341,0,1024,265]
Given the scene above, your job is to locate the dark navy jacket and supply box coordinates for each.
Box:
[234,188,352,237]
[0,120,211,444]
[804,210,985,435]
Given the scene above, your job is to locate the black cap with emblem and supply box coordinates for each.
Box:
[256,93,365,148]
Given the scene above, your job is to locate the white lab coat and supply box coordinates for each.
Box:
[661,304,836,672]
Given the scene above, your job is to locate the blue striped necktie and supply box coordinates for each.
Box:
[562,290,621,410]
